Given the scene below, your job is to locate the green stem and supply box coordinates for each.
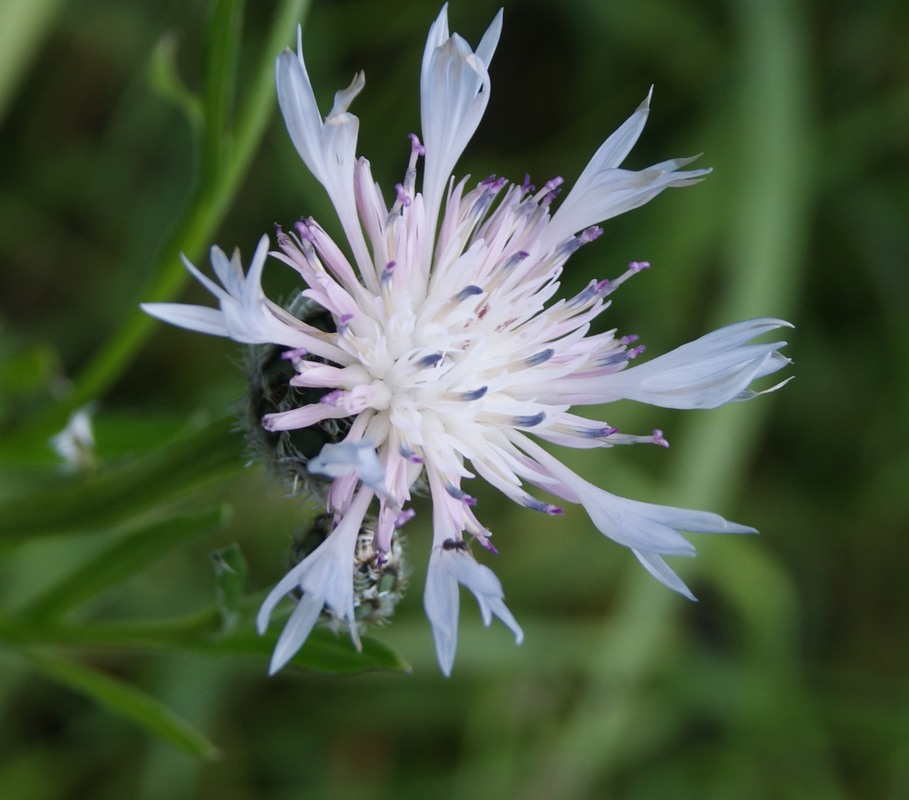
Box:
[65,0,311,414]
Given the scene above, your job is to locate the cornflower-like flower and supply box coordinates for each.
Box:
[143,5,791,676]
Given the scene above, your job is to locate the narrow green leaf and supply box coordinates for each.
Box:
[24,506,230,620]
[0,612,410,675]
[211,543,248,632]
[217,627,411,675]
[0,417,244,543]
[27,651,220,760]
[202,0,245,183]
[147,32,204,127]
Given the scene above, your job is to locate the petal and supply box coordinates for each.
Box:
[307,440,390,497]
[420,8,502,233]
[424,547,523,677]
[268,593,324,674]
[424,549,462,677]
[140,302,229,338]
[597,318,793,409]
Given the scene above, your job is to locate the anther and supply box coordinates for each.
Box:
[651,429,670,448]
[457,386,488,402]
[455,285,483,302]
[524,349,554,367]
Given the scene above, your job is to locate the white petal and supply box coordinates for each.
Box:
[140,302,229,338]
[268,593,323,674]
[598,318,793,409]
[423,550,461,677]
[424,548,523,676]
[257,489,373,673]
[420,8,502,232]
[633,550,697,601]
[307,441,390,498]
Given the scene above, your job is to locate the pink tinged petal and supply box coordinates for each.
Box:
[261,402,352,432]
[597,318,793,409]
[307,441,390,498]
[424,548,522,677]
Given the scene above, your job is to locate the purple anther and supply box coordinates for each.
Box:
[446,485,478,506]
[503,251,529,272]
[417,352,443,368]
[580,226,603,244]
[455,285,484,302]
[480,174,498,186]
[525,348,554,367]
[394,183,412,208]
[395,508,416,527]
[320,390,345,406]
[408,133,425,155]
[627,344,647,359]
[338,313,353,334]
[381,261,396,284]
[446,484,464,499]
[294,219,315,241]
[458,386,488,401]
[571,278,601,305]
[512,412,546,428]
[399,446,424,464]
[543,176,564,192]
[600,425,620,437]
[651,429,670,448]
[274,223,289,244]
[597,352,628,367]
[628,260,651,272]
[281,347,309,360]
[522,174,535,193]
[619,333,640,345]
[478,538,499,555]
[524,497,564,515]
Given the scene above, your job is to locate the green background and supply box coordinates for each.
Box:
[1,0,907,797]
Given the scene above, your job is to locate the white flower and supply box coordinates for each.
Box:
[51,406,96,471]
[144,6,792,675]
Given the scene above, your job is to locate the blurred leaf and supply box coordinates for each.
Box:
[0,417,244,543]
[211,542,248,632]
[202,0,244,181]
[0,0,65,123]
[0,611,409,675]
[220,626,411,675]
[147,32,203,128]
[27,651,220,759]
[0,340,58,400]
[23,506,230,620]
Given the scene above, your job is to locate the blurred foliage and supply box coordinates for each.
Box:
[0,0,907,798]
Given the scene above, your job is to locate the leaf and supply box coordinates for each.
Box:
[216,626,411,675]
[147,32,203,127]
[211,542,248,632]
[0,611,410,676]
[202,0,245,181]
[26,651,220,760]
[0,417,244,543]
[24,506,230,620]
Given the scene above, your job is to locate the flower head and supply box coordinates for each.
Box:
[143,5,791,676]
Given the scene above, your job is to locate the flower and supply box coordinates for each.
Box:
[143,4,791,676]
